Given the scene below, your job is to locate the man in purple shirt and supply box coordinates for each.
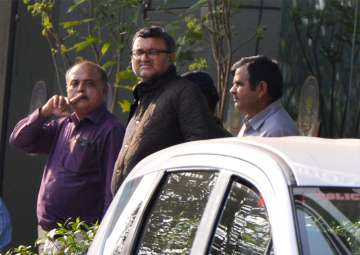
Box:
[9,61,124,234]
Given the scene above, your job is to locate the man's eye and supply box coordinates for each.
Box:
[85,81,95,87]
[70,81,79,87]
[147,50,158,55]
[132,50,145,57]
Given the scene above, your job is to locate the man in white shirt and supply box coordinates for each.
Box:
[229,55,298,137]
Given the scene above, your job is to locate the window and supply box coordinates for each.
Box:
[101,173,158,255]
[135,171,218,255]
[209,180,271,255]
[296,208,337,255]
[294,187,360,255]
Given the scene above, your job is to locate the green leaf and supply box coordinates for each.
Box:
[188,58,208,71]
[60,44,69,54]
[61,18,95,29]
[116,69,137,82]
[64,36,98,53]
[118,100,131,112]
[101,42,111,56]
[185,16,202,35]
[42,15,53,30]
[67,0,88,13]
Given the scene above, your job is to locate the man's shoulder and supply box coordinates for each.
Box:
[95,109,124,133]
[268,105,295,123]
[262,106,298,136]
[163,76,201,96]
[164,75,194,88]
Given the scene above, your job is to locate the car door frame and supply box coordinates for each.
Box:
[119,152,300,255]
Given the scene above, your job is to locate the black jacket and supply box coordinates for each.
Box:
[111,66,230,194]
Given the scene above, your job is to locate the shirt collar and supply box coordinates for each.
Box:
[245,100,282,131]
[69,104,107,125]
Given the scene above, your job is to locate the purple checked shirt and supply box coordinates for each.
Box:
[9,105,124,231]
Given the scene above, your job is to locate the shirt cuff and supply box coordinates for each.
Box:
[28,108,49,124]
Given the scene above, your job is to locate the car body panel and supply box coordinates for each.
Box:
[130,137,360,187]
[88,137,360,255]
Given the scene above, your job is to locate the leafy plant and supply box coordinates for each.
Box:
[5,245,37,255]
[22,0,142,113]
[333,220,360,254]
[5,218,99,255]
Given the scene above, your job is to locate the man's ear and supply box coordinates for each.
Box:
[169,52,176,63]
[256,81,268,98]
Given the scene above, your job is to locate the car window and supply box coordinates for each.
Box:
[209,180,272,255]
[294,187,360,255]
[101,173,159,255]
[135,171,218,255]
[296,208,337,255]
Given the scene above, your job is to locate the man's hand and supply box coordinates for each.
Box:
[40,95,72,118]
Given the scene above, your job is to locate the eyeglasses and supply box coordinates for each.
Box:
[131,49,171,58]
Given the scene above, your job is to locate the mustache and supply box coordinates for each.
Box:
[69,94,88,104]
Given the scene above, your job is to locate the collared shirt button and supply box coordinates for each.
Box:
[135,120,140,125]
[116,170,121,174]
[124,144,129,148]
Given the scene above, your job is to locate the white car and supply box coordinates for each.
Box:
[88,137,360,255]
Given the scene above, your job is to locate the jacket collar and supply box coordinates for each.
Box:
[128,65,177,124]
[133,65,177,100]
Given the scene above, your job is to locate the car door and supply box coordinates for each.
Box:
[89,154,296,254]
[130,169,273,255]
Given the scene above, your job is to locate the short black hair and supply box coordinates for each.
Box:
[182,71,219,113]
[132,26,176,53]
[231,55,283,100]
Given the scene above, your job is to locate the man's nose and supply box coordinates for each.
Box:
[139,52,150,61]
[77,82,86,91]
[229,85,235,94]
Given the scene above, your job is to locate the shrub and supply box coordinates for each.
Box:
[5,218,99,255]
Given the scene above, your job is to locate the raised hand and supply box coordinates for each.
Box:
[40,95,72,118]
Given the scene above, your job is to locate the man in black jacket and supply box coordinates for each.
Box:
[111,26,229,194]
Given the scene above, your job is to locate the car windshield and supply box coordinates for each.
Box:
[293,187,360,255]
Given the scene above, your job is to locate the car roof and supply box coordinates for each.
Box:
[129,136,360,187]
